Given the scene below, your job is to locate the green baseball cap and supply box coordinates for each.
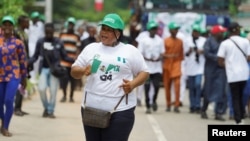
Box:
[67,17,76,25]
[192,24,201,32]
[1,15,15,25]
[240,29,247,38]
[31,11,40,18]
[200,27,207,34]
[40,14,45,21]
[146,20,158,30]
[99,13,125,30]
[168,22,180,30]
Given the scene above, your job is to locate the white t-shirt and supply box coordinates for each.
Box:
[28,21,44,57]
[185,36,207,76]
[72,42,149,112]
[177,32,191,75]
[217,35,250,83]
[80,31,89,40]
[137,34,165,74]
[135,31,149,43]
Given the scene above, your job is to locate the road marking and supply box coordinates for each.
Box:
[147,115,168,141]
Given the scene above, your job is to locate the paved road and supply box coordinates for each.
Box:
[1,88,249,141]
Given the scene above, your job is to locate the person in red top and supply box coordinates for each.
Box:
[0,15,27,137]
[163,22,184,113]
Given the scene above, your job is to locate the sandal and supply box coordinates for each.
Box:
[1,128,12,137]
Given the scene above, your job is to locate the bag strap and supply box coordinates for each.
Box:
[230,38,247,58]
[84,92,128,112]
[42,38,58,68]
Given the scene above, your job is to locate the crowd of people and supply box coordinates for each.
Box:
[0,10,250,140]
[132,13,250,126]
[0,11,100,137]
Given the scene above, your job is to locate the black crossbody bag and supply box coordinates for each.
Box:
[44,51,67,78]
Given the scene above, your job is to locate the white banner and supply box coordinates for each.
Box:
[148,12,206,38]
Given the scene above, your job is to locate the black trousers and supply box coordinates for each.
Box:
[81,107,135,141]
[144,73,162,109]
[229,81,246,124]
[14,90,23,111]
[60,67,76,99]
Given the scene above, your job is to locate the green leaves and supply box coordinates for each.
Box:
[0,0,34,21]
[0,0,130,24]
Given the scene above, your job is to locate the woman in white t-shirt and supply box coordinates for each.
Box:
[71,13,149,141]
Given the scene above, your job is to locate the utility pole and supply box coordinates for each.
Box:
[45,0,52,22]
[34,0,52,22]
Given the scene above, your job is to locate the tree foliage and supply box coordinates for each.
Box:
[0,0,131,24]
[53,0,131,23]
[53,0,90,21]
[229,0,238,16]
[0,0,34,20]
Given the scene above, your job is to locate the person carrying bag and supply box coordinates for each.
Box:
[28,23,74,118]
[71,13,149,141]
